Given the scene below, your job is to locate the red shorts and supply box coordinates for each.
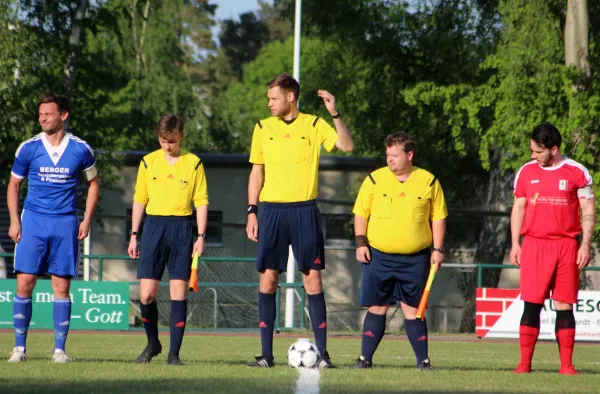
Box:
[520,236,579,304]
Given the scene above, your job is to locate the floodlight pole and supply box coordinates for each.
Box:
[285,0,302,329]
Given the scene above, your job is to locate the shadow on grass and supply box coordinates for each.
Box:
[361,363,600,374]
[0,377,567,394]
[19,356,600,374]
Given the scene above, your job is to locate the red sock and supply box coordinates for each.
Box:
[556,328,575,366]
[519,325,539,365]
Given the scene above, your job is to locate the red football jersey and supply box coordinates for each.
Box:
[514,158,593,239]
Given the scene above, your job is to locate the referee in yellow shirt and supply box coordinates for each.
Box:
[350,132,447,371]
[246,73,354,368]
[127,115,209,366]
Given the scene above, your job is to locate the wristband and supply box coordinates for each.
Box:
[247,204,258,215]
[332,111,341,119]
[355,235,369,248]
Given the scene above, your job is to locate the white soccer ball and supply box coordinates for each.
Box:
[287,338,320,368]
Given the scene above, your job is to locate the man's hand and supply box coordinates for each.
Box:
[317,90,338,116]
[577,243,592,270]
[356,246,371,264]
[246,214,259,242]
[193,237,205,257]
[510,244,521,267]
[8,222,21,243]
[431,250,444,269]
[127,237,140,259]
[78,219,91,240]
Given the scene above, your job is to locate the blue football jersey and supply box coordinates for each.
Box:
[11,132,97,215]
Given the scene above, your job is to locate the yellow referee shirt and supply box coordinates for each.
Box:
[133,149,209,216]
[249,113,339,203]
[353,166,447,254]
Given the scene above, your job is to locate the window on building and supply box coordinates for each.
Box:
[321,213,353,246]
[193,210,223,245]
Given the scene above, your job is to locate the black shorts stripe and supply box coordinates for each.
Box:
[312,117,319,127]
[368,174,376,185]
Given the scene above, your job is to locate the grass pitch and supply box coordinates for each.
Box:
[1,331,599,393]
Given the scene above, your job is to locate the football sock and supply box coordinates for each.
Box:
[405,318,429,363]
[170,300,187,355]
[308,292,327,357]
[555,309,576,366]
[360,312,386,361]
[519,302,542,366]
[140,301,160,346]
[13,295,32,351]
[258,292,276,358]
[53,297,72,352]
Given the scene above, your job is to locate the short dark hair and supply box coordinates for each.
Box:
[155,114,184,137]
[384,132,416,155]
[531,123,562,150]
[39,93,69,113]
[267,73,300,101]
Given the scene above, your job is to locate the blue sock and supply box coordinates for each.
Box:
[258,292,276,358]
[308,292,327,357]
[13,295,32,350]
[140,301,160,346]
[53,297,72,352]
[405,318,429,363]
[361,312,386,361]
[170,300,187,355]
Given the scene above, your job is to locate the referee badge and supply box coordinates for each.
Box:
[559,180,568,191]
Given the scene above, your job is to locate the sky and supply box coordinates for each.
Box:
[212,0,266,45]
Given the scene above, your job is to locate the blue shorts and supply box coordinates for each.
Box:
[257,200,325,273]
[137,216,193,280]
[359,247,431,308]
[14,210,79,277]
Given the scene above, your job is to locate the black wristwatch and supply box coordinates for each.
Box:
[433,246,445,254]
[198,233,206,238]
[129,230,138,237]
[332,111,341,119]
[248,204,258,215]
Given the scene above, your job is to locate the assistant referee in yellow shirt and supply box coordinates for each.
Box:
[245,73,354,368]
[350,132,447,371]
[127,115,209,366]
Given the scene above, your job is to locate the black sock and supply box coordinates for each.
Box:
[405,318,428,363]
[140,301,160,346]
[308,292,327,357]
[258,292,276,358]
[360,312,386,361]
[170,300,187,355]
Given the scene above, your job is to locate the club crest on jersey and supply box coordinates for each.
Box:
[559,180,568,191]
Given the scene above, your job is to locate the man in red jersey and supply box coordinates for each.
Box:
[510,123,595,375]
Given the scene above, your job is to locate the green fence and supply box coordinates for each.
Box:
[0,253,306,331]
[3,253,600,333]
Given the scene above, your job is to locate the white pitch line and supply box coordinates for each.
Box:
[294,367,321,394]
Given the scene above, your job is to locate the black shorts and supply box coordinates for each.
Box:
[137,216,193,280]
[256,200,325,273]
[359,247,431,308]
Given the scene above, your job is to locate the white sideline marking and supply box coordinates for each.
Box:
[295,367,320,394]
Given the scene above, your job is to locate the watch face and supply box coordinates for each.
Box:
[247,206,252,212]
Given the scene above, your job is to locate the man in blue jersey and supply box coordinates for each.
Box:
[6,93,99,363]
